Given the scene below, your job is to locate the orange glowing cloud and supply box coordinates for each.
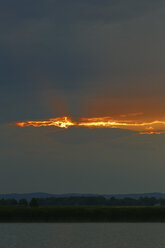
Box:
[13,116,165,135]
[14,117,74,129]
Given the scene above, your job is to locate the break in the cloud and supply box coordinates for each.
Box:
[13,115,165,135]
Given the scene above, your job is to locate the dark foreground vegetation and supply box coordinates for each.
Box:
[1,206,165,222]
[1,196,165,222]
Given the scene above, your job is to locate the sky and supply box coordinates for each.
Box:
[1,0,165,194]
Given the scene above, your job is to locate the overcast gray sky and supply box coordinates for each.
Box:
[1,0,165,194]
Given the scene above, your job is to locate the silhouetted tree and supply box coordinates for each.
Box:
[29,198,39,207]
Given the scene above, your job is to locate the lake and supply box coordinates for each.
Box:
[0,223,165,248]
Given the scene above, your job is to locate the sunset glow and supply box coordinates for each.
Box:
[14,117,74,129]
[13,116,165,134]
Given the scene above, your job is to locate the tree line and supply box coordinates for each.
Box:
[1,196,165,206]
[0,198,38,207]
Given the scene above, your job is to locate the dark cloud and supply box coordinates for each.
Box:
[0,124,164,193]
[47,126,134,145]
[0,0,164,92]
[0,0,163,24]
[0,0,165,120]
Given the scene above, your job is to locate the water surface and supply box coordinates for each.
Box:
[0,223,165,248]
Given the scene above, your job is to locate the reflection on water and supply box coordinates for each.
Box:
[0,223,165,248]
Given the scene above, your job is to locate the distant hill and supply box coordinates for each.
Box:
[0,192,165,202]
[103,192,165,200]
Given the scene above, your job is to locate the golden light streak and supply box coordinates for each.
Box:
[14,117,74,129]
[13,116,165,135]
